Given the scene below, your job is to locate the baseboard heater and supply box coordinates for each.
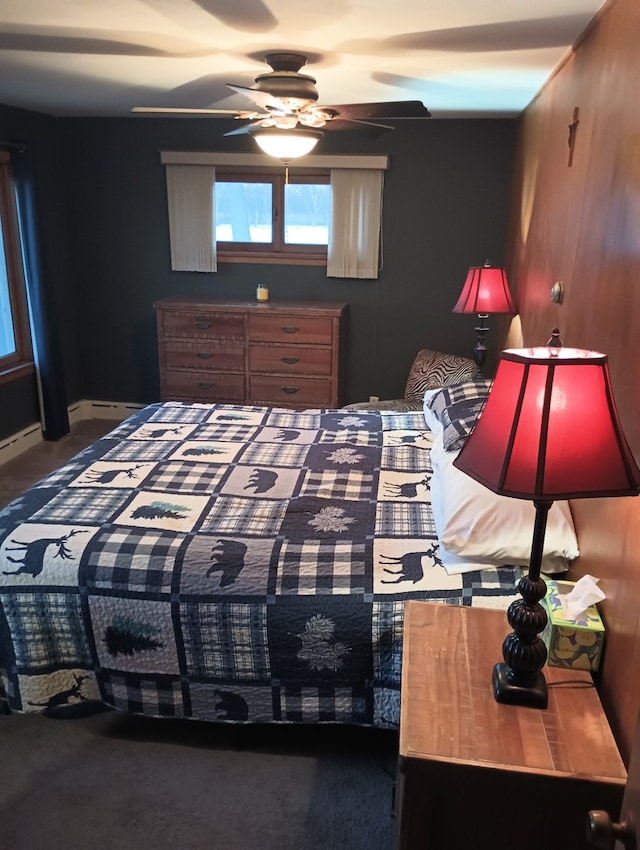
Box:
[0,400,145,467]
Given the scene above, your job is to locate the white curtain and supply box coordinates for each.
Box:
[327,168,383,279]
[165,164,216,272]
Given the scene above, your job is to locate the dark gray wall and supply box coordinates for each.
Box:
[0,106,516,439]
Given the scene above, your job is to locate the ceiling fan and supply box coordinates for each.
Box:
[133,52,431,158]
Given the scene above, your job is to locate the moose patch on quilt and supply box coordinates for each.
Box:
[0,403,522,727]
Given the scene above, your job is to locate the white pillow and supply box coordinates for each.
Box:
[423,388,443,436]
[430,436,579,576]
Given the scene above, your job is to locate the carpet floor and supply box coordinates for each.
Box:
[0,709,397,849]
[1,422,397,849]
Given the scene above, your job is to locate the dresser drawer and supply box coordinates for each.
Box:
[248,315,333,345]
[249,375,333,406]
[163,340,245,372]
[162,310,245,340]
[164,370,245,402]
[249,344,332,376]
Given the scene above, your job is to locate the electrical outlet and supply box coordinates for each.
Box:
[369,395,379,402]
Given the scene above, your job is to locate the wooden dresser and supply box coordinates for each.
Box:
[154,297,348,408]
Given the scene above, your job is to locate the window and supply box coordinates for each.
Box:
[0,152,32,382]
[162,151,389,277]
[214,168,330,263]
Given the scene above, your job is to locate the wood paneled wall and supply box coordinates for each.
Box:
[505,0,640,763]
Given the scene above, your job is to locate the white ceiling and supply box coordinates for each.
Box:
[0,0,606,119]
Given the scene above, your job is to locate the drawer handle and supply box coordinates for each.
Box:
[197,381,214,389]
[281,326,299,334]
[281,356,300,364]
[281,386,300,394]
[194,321,212,329]
[196,352,213,359]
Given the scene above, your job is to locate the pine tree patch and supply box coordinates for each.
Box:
[104,614,165,657]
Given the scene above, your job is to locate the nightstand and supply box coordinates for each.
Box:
[394,601,627,850]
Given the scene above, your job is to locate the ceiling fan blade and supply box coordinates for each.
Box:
[321,100,431,120]
[132,106,247,115]
[223,121,265,136]
[227,84,290,113]
[323,119,394,138]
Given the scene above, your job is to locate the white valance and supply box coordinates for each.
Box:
[160,151,389,170]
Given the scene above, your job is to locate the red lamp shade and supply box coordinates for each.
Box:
[453,265,516,315]
[453,346,640,501]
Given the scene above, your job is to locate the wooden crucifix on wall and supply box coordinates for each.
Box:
[568,107,580,166]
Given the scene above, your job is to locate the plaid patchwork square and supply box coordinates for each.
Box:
[275,540,369,595]
[239,442,311,467]
[276,683,369,724]
[265,411,321,429]
[84,527,183,593]
[380,445,433,473]
[193,423,259,442]
[299,468,375,501]
[30,488,130,524]
[379,411,428,430]
[372,600,404,686]
[144,461,227,494]
[147,403,212,424]
[0,592,91,669]
[100,671,185,716]
[180,601,270,680]
[103,441,176,463]
[199,496,288,536]
[465,566,523,607]
[375,501,437,537]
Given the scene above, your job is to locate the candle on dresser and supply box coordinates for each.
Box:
[256,284,269,302]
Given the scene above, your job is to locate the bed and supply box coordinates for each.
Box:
[0,394,578,728]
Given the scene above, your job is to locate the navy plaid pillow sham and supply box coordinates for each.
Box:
[426,378,492,451]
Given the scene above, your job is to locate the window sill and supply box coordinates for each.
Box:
[0,360,35,386]
[217,254,326,267]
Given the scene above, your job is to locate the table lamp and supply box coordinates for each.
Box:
[453,331,640,708]
[453,262,516,369]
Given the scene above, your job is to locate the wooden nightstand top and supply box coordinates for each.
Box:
[400,601,627,785]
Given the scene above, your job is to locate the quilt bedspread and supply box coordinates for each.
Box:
[0,403,522,728]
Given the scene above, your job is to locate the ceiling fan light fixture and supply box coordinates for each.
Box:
[251,127,323,160]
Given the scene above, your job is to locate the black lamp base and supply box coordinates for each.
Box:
[493,663,548,709]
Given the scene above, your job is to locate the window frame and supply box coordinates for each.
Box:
[214,165,330,265]
[0,152,33,384]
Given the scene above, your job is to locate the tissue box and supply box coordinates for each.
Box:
[542,580,605,672]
